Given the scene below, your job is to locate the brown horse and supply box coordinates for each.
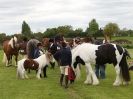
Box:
[18,41,28,58]
[2,36,19,66]
[42,37,50,50]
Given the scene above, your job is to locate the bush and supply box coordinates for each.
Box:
[121,44,133,49]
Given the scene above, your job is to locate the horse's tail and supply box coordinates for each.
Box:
[2,53,7,64]
[124,48,131,59]
[17,60,24,79]
[119,51,130,82]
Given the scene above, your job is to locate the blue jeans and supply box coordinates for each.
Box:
[95,64,106,79]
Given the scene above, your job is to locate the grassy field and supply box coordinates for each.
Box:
[1,49,133,99]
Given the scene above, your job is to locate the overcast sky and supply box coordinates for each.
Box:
[0,0,133,35]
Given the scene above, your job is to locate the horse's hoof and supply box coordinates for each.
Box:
[84,80,91,85]
[123,82,129,86]
[6,64,11,67]
[113,82,121,86]
[92,81,99,85]
[113,84,120,86]
[37,77,41,79]
[44,76,47,78]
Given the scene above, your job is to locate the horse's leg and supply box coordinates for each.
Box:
[9,55,12,66]
[50,62,55,69]
[24,71,29,79]
[43,65,48,78]
[15,55,18,66]
[36,68,41,79]
[113,64,122,86]
[84,65,92,84]
[50,57,55,69]
[6,55,10,66]
[6,58,9,67]
[85,63,99,85]
[21,70,25,79]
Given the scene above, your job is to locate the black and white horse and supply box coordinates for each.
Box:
[72,43,130,86]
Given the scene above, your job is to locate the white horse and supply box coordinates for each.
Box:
[71,43,130,86]
[17,52,51,79]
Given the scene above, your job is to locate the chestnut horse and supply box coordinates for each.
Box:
[42,37,50,50]
[2,36,19,66]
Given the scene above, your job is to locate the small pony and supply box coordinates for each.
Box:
[17,52,51,79]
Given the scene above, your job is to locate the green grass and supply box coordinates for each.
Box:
[112,36,133,42]
[1,49,133,99]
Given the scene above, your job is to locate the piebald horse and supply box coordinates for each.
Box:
[17,52,51,79]
[72,43,130,86]
[2,36,19,66]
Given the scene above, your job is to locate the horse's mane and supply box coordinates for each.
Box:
[8,36,17,48]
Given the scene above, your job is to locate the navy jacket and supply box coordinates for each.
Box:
[54,47,72,66]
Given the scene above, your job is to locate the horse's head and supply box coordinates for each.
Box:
[17,41,27,55]
[48,43,61,55]
[65,38,74,49]
[42,38,50,48]
[8,36,18,49]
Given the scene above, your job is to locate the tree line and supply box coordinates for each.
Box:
[1,19,133,44]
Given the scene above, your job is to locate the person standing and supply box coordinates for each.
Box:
[54,42,72,88]
[26,36,40,59]
[94,38,106,79]
[34,42,44,58]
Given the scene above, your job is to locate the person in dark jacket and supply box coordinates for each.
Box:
[54,42,72,88]
[34,42,43,58]
[34,42,48,78]
[94,38,106,79]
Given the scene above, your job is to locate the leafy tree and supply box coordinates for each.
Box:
[43,25,74,37]
[127,29,133,36]
[21,21,32,37]
[34,32,44,41]
[103,23,120,42]
[56,25,73,36]
[43,28,58,37]
[75,28,83,34]
[94,28,104,38]
[86,19,99,37]
[0,33,6,43]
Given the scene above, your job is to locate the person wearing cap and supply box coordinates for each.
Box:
[34,42,44,59]
[54,42,72,88]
